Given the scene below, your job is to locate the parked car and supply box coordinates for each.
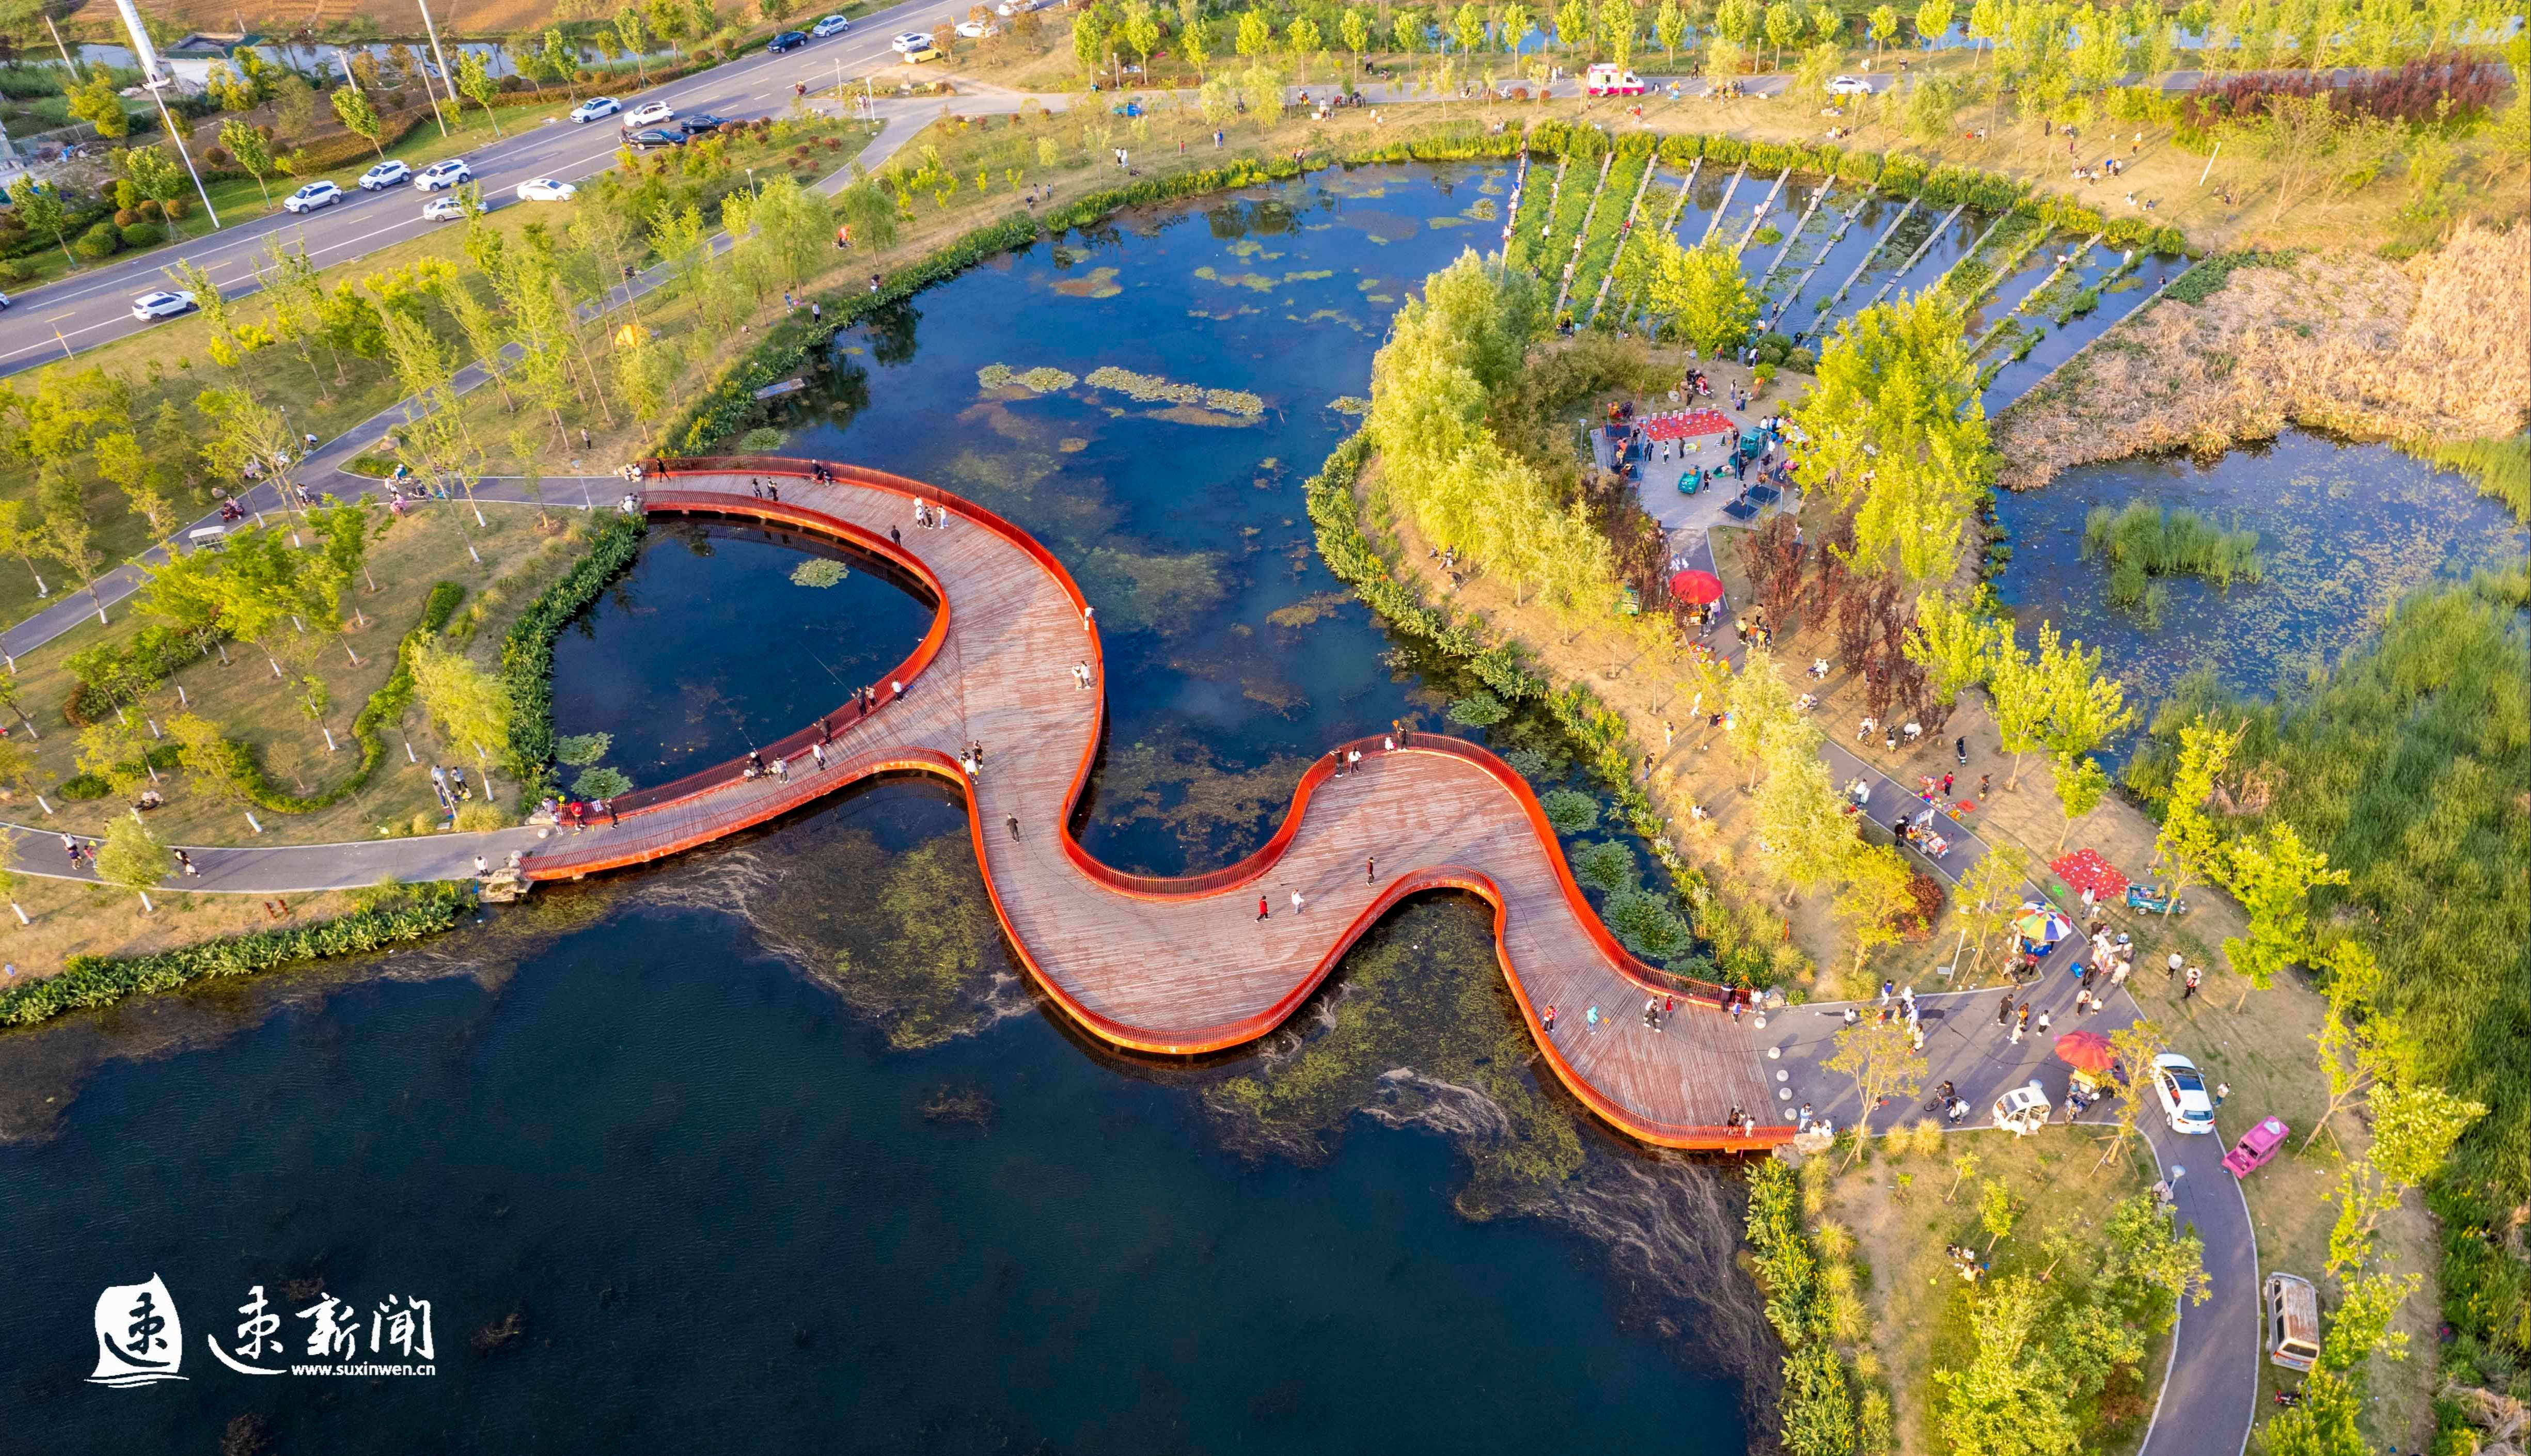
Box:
[678,114,733,135]
[415,158,473,191]
[0,289,13,309]
[767,28,809,51]
[2150,1053,2218,1134]
[621,101,675,130]
[904,40,944,61]
[357,159,412,190]
[1990,1080,2051,1136]
[570,96,623,122]
[282,180,343,214]
[515,177,578,202]
[2263,1273,2322,1372]
[422,194,468,222]
[811,12,851,35]
[624,128,686,151]
[890,29,935,53]
[131,290,197,321]
[1584,62,1645,97]
[1826,74,1873,95]
[954,18,993,36]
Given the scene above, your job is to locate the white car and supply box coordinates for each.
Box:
[890,30,934,53]
[2151,1053,2219,1135]
[421,194,468,222]
[357,159,410,190]
[954,18,993,37]
[515,178,578,202]
[620,100,675,131]
[811,12,851,35]
[415,158,473,191]
[1826,75,1873,95]
[282,180,343,213]
[570,96,622,123]
[131,289,197,321]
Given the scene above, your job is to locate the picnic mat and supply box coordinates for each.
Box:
[1644,409,1734,441]
[2050,849,2130,900]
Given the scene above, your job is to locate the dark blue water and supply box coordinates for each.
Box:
[0,167,1764,1455]
[551,520,935,785]
[1993,429,2529,739]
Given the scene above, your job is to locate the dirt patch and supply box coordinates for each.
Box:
[1996,221,2530,490]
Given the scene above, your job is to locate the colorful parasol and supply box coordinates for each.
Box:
[2050,848,2130,900]
[2014,907,2074,944]
[1668,569,1724,604]
[2054,1031,2116,1073]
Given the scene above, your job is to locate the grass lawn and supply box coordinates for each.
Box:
[1822,1126,2163,1456]
[6,501,599,863]
[0,868,357,976]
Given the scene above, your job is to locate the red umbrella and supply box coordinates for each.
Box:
[1668,569,1724,604]
[2054,1031,2116,1073]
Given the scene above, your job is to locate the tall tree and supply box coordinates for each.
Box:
[2219,821,2347,1001]
[1825,1014,1926,1154]
[2150,717,2234,919]
[1643,234,1758,353]
[1788,296,1990,584]
[94,815,171,910]
[330,84,388,160]
[455,49,506,136]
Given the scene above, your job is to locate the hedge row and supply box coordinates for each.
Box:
[211,580,466,816]
[1745,1159,1862,1455]
[0,882,475,1027]
[499,514,645,794]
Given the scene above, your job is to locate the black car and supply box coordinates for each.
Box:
[678,114,732,135]
[625,127,687,151]
[767,28,807,51]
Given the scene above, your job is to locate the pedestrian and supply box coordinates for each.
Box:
[2166,951,2184,978]
[1290,890,1304,915]
[2182,966,2202,1002]
[2214,1082,2229,1107]
[812,740,827,770]
[1940,772,1954,797]
[1365,857,1376,885]
[175,848,199,877]
[1977,773,1990,800]
[1996,995,2014,1027]
[1257,894,1269,922]
[1878,979,1893,1005]
[474,854,488,877]
[1008,814,1021,841]
[1542,1004,1557,1032]
[2110,959,2131,989]
[2035,1009,2051,1035]
[1955,735,1968,765]
[1797,1101,1814,1130]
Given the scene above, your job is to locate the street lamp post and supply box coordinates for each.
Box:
[111,0,222,228]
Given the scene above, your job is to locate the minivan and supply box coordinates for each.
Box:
[2263,1272,2321,1372]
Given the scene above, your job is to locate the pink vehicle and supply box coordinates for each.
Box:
[2222,1115,2290,1178]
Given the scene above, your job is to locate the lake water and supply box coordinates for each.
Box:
[0,166,1770,1453]
[1992,429,2528,754]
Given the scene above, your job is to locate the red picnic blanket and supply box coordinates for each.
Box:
[1644,409,1734,442]
[2050,849,2130,900]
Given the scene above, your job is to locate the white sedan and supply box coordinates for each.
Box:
[422,194,468,221]
[890,30,934,53]
[515,178,578,202]
[1826,74,1873,95]
[282,180,343,213]
[570,96,622,122]
[954,18,993,37]
[131,289,197,321]
[620,100,675,131]
[357,159,411,189]
[2151,1053,2219,1135]
[811,12,851,35]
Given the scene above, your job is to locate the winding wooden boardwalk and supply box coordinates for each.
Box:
[523,459,1783,1151]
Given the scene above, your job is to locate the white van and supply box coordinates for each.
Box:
[2263,1272,2321,1372]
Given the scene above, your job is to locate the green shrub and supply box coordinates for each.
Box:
[58,772,110,800]
[1571,838,1636,892]
[500,515,647,792]
[118,220,163,248]
[71,218,120,259]
[0,882,474,1026]
[1539,787,1601,833]
[1447,689,1511,726]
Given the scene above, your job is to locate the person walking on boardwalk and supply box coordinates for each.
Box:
[1290,890,1305,915]
[1542,1004,1557,1033]
[1007,814,1020,841]
[1586,1005,1600,1033]
[1257,894,1269,922]
[1365,857,1376,885]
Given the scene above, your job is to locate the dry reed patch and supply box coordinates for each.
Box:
[1997,220,2530,489]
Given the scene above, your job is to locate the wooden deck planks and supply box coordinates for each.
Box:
[520,462,1783,1150]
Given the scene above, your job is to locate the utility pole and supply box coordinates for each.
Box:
[414,0,457,137]
[111,0,222,229]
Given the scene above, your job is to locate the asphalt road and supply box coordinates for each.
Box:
[0,0,994,376]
